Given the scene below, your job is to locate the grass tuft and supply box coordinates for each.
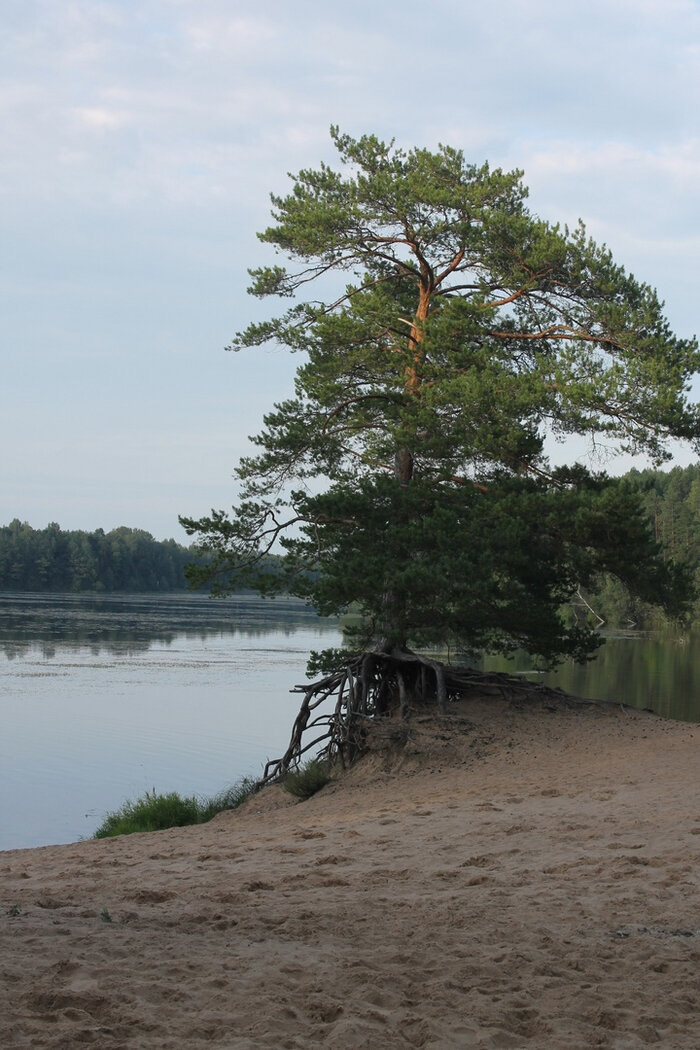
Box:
[93,777,257,839]
[197,778,259,821]
[282,757,332,800]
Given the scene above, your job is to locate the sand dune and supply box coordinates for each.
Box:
[2,696,700,1048]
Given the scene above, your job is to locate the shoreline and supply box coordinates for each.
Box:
[2,697,699,1048]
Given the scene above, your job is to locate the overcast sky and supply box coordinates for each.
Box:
[2,0,700,541]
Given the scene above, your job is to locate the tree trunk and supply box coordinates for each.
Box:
[394,447,413,486]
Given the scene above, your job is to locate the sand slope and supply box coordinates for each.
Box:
[2,697,700,1049]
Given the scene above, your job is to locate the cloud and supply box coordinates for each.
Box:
[73,106,130,130]
[2,0,700,535]
[182,14,278,57]
[528,138,700,186]
[4,0,699,213]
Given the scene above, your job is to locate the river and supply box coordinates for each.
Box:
[1,592,698,850]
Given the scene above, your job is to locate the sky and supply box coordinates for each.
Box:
[2,0,700,542]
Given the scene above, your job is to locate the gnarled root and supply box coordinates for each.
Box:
[258,649,581,785]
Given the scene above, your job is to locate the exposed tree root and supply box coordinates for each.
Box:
[259,649,632,785]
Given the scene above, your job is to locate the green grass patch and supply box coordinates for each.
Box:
[282,758,332,800]
[93,777,257,839]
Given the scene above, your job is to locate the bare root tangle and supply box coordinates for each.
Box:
[257,649,625,786]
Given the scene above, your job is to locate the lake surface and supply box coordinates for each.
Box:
[2,593,699,851]
[0,593,341,850]
[482,633,700,724]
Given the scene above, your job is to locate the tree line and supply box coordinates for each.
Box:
[0,521,194,593]
[0,520,287,594]
[581,464,700,630]
[3,464,700,610]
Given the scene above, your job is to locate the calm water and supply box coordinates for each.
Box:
[482,632,700,724]
[0,593,341,850]
[2,593,699,851]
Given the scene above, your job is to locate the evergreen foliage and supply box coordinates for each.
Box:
[0,520,194,593]
[182,128,700,669]
[583,464,700,629]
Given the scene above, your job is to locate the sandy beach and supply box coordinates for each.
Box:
[2,695,700,1049]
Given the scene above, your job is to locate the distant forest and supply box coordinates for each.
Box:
[3,463,700,625]
[566,464,700,630]
[0,521,195,593]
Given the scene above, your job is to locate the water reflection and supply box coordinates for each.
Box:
[0,592,332,658]
[0,592,341,850]
[480,632,700,723]
[5,594,699,722]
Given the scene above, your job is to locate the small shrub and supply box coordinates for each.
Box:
[93,777,257,839]
[282,758,332,800]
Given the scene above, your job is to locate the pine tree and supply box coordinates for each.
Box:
[181,129,700,776]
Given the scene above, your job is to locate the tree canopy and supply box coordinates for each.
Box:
[181,128,700,771]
